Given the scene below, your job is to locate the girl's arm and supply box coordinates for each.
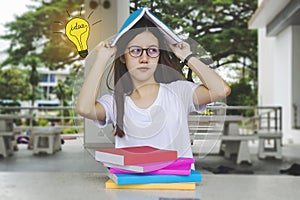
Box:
[170,42,231,105]
[76,42,116,120]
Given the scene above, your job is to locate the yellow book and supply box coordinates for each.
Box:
[105,179,196,190]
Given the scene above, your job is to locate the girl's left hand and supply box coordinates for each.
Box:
[169,42,192,61]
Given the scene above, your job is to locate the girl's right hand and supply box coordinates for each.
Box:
[95,41,116,59]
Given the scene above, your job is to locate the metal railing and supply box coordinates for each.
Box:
[0,105,282,135]
[204,104,282,134]
[293,103,300,129]
[0,106,84,134]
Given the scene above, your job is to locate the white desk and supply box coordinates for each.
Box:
[1,173,299,200]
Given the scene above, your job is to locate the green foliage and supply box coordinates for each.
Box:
[38,118,49,126]
[131,0,257,80]
[0,66,31,100]
[54,77,73,105]
[62,128,79,134]
[131,0,258,103]
[0,0,258,106]
[226,80,257,115]
[0,0,84,104]
[1,0,84,70]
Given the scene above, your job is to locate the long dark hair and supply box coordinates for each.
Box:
[107,17,186,137]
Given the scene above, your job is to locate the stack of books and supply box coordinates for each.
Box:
[95,146,202,190]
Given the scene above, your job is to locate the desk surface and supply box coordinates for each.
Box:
[1,173,299,200]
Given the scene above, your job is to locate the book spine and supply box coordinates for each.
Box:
[105,179,196,190]
[107,157,194,174]
[110,168,191,175]
[95,151,125,165]
[108,170,202,185]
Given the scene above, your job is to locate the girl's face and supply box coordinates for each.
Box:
[123,30,159,86]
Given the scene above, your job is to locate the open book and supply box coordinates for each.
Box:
[110,7,183,47]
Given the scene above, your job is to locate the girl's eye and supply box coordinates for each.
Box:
[130,47,142,54]
[148,48,158,53]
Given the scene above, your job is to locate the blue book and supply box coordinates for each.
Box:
[110,7,182,47]
[107,169,202,185]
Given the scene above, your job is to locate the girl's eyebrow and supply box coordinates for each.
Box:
[148,44,159,47]
[127,44,159,48]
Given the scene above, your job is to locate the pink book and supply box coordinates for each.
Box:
[108,157,195,175]
[95,146,177,166]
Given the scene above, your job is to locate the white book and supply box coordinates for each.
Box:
[103,160,174,173]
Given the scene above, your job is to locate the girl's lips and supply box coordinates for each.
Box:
[137,67,150,72]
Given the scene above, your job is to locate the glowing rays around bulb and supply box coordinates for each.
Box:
[53,8,102,58]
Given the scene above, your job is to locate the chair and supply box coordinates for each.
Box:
[0,132,14,157]
[257,131,282,159]
[32,127,62,155]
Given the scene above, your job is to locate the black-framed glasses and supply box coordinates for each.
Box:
[127,46,160,58]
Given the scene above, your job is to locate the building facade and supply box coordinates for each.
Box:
[249,0,300,144]
[38,67,70,101]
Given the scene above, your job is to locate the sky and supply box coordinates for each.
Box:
[0,0,39,62]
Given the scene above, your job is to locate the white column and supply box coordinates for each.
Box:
[83,0,129,148]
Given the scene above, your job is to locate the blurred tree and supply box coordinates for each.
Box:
[25,56,41,106]
[0,0,84,105]
[54,79,73,124]
[226,80,256,115]
[131,0,257,75]
[131,0,258,105]
[54,78,73,106]
[0,66,31,100]
[0,0,84,70]
[0,0,257,107]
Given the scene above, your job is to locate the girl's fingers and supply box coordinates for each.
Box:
[178,42,184,49]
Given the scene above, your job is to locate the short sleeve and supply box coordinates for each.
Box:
[94,94,116,128]
[169,80,206,114]
[189,82,206,113]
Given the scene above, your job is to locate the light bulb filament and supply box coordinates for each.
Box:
[69,27,88,50]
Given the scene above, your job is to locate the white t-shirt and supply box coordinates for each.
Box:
[96,80,205,159]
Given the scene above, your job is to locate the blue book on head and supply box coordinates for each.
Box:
[110,7,182,47]
[107,169,202,185]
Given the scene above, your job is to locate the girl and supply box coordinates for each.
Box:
[76,12,231,160]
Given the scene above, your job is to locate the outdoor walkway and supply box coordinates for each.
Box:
[0,137,105,173]
[2,137,300,200]
[1,137,300,175]
[195,142,300,175]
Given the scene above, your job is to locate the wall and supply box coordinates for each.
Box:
[291,26,300,142]
[258,28,276,106]
[274,27,293,143]
[258,25,300,144]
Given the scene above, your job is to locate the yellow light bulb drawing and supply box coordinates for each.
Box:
[65,17,90,58]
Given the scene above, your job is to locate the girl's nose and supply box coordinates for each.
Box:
[139,50,149,63]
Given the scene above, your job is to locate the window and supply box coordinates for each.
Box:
[41,75,48,82]
[50,74,55,83]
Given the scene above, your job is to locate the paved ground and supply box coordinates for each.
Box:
[196,143,300,175]
[0,137,104,173]
[1,137,300,175]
